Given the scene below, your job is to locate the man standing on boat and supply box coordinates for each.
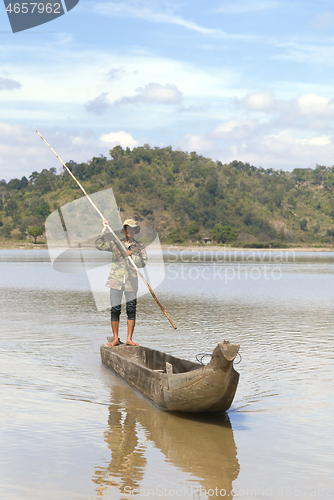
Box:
[95,218,148,346]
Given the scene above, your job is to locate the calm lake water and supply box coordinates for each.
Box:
[1,248,334,500]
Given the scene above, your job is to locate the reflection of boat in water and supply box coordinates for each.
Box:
[100,342,240,412]
[93,378,239,497]
[139,411,239,494]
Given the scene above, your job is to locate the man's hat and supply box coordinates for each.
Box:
[123,218,140,234]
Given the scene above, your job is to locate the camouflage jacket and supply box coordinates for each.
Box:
[95,233,148,291]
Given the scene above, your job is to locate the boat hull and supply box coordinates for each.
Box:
[100,342,240,413]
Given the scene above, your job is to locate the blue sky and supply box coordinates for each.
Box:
[1,0,334,180]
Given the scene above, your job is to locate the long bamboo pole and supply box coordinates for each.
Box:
[36,130,177,329]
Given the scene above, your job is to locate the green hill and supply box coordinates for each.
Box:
[1,144,334,246]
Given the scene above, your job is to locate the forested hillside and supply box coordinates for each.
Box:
[1,144,334,246]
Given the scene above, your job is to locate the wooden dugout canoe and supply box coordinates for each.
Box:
[100,341,240,413]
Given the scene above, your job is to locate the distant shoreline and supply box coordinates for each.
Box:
[0,241,48,250]
[162,245,334,253]
[1,240,334,253]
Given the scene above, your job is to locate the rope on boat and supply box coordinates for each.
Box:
[196,351,242,365]
[196,353,212,365]
[234,352,242,364]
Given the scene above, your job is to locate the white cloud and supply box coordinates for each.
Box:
[241,132,334,169]
[0,76,22,91]
[272,42,334,65]
[212,119,259,140]
[115,82,183,106]
[0,123,120,181]
[312,12,334,29]
[296,93,334,117]
[239,91,277,112]
[237,91,334,125]
[92,1,252,39]
[0,124,59,180]
[297,135,331,146]
[107,67,127,81]
[0,40,238,128]
[216,0,280,14]
[183,133,214,153]
[99,131,140,148]
[176,126,334,172]
[93,2,221,36]
[0,122,146,181]
[85,92,111,115]
[177,104,207,114]
[260,131,330,151]
[3,31,334,179]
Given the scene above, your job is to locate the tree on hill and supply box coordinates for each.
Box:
[167,228,183,244]
[5,199,18,216]
[300,219,307,231]
[188,221,200,239]
[7,177,28,190]
[1,223,12,238]
[28,226,44,243]
[210,224,239,244]
[33,201,51,219]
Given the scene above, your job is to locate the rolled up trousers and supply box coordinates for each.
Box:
[110,286,137,321]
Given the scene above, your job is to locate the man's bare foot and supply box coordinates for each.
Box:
[126,340,138,346]
[107,338,120,346]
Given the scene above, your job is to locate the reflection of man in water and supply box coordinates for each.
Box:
[92,385,147,498]
[95,218,147,346]
[93,408,145,497]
